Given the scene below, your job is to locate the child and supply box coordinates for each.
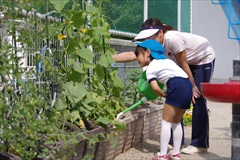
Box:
[134,39,192,160]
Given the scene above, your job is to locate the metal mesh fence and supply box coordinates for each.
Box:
[102,0,179,33]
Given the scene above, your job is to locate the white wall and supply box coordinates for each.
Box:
[192,0,239,82]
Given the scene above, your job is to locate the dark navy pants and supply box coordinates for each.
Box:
[169,60,215,148]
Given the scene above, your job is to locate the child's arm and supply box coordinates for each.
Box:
[150,80,166,98]
[112,51,137,62]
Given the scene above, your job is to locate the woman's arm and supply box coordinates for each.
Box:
[150,80,166,98]
[112,51,137,62]
[174,50,200,103]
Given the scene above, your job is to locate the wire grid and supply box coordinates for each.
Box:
[102,0,178,34]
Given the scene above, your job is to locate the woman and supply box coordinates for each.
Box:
[112,17,215,155]
[135,39,192,160]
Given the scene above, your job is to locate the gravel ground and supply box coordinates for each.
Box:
[114,101,232,160]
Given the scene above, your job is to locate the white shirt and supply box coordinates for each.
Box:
[163,31,215,65]
[146,59,188,86]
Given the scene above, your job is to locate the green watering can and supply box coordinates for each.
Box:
[117,71,164,119]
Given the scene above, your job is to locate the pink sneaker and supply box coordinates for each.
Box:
[169,152,181,160]
[152,154,168,160]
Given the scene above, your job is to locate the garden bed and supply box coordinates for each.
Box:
[0,103,163,160]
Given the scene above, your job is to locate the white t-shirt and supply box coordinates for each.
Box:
[146,59,188,86]
[163,31,215,65]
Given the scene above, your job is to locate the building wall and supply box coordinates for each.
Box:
[192,0,239,82]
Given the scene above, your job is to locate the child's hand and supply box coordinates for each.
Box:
[163,92,167,98]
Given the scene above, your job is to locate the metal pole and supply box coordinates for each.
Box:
[144,0,148,22]
[177,0,181,31]
[190,0,192,33]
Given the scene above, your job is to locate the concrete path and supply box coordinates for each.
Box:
[114,101,232,160]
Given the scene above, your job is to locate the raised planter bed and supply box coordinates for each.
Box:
[0,152,21,160]
[131,110,145,147]
[83,125,106,160]
[122,112,138,152]
[155,106,164,134]
[131,103,163,143]
[37,122,105,160]
[103,116,132,160]
[1,104,163,160]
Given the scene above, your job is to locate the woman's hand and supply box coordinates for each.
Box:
[175,51,200,103]
[192,86,201,104]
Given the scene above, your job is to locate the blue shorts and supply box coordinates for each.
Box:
[165,77,192,109]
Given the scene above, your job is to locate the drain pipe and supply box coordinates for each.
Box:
[231,55,240,160]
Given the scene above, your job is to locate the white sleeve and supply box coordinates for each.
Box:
[146,66,157,82]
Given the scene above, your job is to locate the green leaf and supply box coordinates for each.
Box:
[97,54,110,67]
[76,48,95,62]
[86,4,98,15]
[44,140,55,145]
[82,102,94,111]
[112,120,126,130]
[97,116,110,125]
[85,92,95,104]
[71,11,87,29]
[69,110,81,122]
[90,92,105,104]
[55,97,68,110]
[84,61,96,69]
[73,63,85,73]
[67,58,75,65]
[66,38,79,54]
[79,107,91,117]
[110,70,124,88]
[63,81,87,103]
[93,22,110,36]
[49,0,70,12]
[67,25,75,39]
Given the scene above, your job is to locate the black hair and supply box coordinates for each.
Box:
[134,46,153,60]
[134,46,146,57]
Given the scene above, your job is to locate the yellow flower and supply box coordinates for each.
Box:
[79,119,85,128]
[185,114,191,119]
[190,105,193,111]
[57,33,67,40]
[63,20,73,24]
[81,28,87,33]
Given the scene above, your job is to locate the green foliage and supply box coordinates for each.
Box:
[122,68,142,104]
[0,0,125,159]
[50,0,70,12]
[183,105,193,126]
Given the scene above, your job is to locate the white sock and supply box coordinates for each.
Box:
[160,120,172,156]
[172,122,182,155]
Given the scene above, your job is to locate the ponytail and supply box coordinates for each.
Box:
[163,24,175,31]
[141,17,175,33]
[163,24,175,33]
